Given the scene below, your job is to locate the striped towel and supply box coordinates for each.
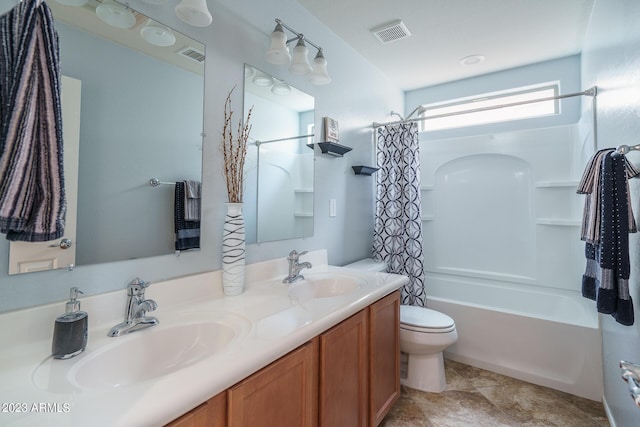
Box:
[174,181,200,251]
[581,152,637,325]
[577,148,639,244]
[183,180,201,221]
[0,0,66,242]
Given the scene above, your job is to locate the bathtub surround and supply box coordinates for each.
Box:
[415,123,603,401]
[374,122,426,306]
[0,0,66,242]
[578,149,639,325]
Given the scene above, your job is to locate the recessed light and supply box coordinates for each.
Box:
[460,54,485,66]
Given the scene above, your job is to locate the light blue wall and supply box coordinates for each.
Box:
[405,55,582,140]
[0,0,403,313]
[580,0,640,423]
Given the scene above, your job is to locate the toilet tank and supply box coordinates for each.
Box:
[343,258,387,272]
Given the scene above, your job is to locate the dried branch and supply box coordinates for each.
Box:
[221,87,252,203]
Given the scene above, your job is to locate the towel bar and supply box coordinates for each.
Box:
[149,178,173,187]
[616,144,640,154]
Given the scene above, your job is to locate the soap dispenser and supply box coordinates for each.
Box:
[52,287,88,359]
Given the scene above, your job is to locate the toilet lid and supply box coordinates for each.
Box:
[400,305,455,330]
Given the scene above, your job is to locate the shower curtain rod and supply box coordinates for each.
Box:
[372,86,598,128]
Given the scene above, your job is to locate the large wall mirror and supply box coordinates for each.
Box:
[8,1,205,275]
[243,65,315,244]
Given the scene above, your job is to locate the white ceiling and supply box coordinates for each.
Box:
[295,0,595,91]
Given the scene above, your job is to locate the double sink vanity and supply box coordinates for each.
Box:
[0,250,406,426]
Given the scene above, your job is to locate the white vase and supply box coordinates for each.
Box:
[222,203,245,295]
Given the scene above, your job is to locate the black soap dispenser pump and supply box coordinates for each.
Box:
[52,287,88,359]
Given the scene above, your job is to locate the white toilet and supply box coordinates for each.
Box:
[344,258,458,393]
[399,305,457,392]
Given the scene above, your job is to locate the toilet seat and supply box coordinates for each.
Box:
[400,306,456,334]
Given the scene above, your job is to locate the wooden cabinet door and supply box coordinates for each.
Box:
[369,291,400,426]
[227,340,318,427]
[165,391,226,427]
[318,309,368,427]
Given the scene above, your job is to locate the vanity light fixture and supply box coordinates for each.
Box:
[174,0,212,27]
[140,19,176,47]
[265,23,291,65]
[289,37,312,75]
[309,49,331,85]
[96,0,136,29]
[266,18,331,85]
[271,80,291,95]
[252,72,274,87]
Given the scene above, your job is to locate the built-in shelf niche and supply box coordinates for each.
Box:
[294,188,313,219]
[534,180,580,227]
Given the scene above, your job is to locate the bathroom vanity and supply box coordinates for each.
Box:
[0,250,405,427]
[167,290,400,427]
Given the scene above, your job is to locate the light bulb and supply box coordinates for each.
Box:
[309,49,331,85]
[289,37,312,75]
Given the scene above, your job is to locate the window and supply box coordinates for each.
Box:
[417,83,559,132]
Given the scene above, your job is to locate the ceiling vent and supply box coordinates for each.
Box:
[371,20,411,44]
[178,46,205,63]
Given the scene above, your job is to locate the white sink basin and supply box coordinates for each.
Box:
[33,315,250,392]
[287,274,364,300]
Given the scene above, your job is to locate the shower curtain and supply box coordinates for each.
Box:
[373,122,426,306]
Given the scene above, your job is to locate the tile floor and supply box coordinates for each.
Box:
[380,359,610,427]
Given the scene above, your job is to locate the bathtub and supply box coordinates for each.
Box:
[426,273,604,401]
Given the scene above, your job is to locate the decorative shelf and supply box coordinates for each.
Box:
[294,188,314,193]
[352,165,379,175]
[294,212,313,218]
[420,185,435,191]
[308,142,353,157]
[421,215,435,222]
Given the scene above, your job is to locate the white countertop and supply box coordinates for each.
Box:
[0,250,406,426]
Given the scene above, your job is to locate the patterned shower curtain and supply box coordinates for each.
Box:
[373,122,426,306]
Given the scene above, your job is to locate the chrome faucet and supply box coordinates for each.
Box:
[283,250,312,284]
[108,278,159,337]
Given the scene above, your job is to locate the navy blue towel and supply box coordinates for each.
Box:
[174,181,200,251]
[582,152,634,326]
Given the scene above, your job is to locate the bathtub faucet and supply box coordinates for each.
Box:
[283,250,312,284]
